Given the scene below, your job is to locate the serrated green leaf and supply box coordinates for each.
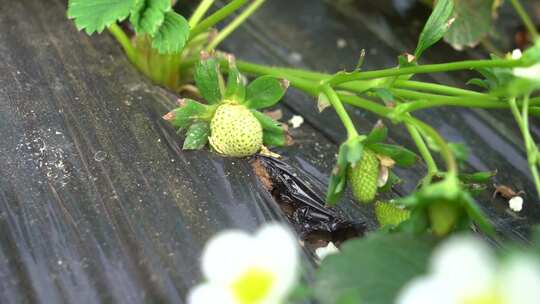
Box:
[169,99,211,129]
[130,0,171,35]
[68,0,137,34]
[368,143,417,167]
[151,11,190,54]
[315,233,435,304]
[414,0,455,58]
[444,0,494,50]
[245,76,288,109]
[183,122,210,150]
[194,57,222,104]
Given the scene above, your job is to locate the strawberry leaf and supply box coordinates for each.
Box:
[245,76,288,109]
[151,11,190,54]
[315,233,435,304]
[414,0,454,59]
[68,0,137,34]
[195,58,223,104]
[183,121,210,150]
[130,0,171,35]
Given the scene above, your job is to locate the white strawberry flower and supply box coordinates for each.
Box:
[396,235,540,304]
[187,223,300,304]
[512,48,540,80]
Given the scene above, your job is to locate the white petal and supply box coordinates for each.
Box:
[187,283,236,304]
[514,63,540,79]
[252,224,300,303]
[509,196,524,212]
[396,276,456,304]
[201,230,255,284]
[500,255,540,304]
[288,115,304,128]
[430,235,496,295]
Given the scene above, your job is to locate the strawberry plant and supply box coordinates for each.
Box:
[65,0,540,302]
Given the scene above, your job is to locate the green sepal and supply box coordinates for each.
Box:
[195,57,223,104]
[251,110,286,147]
[151,11,190,54]
[326,137,364,205]
[378,171,402,193]
[168,99,213,130]
[368,143,417,167]
[245,76,288,109]
[459,170,497,184]
[183,121,210,150]
[129,0,170,35]
[224,60,246,102]
[363,124,388,146]
[326,143,351,205]
[398,175,494,236]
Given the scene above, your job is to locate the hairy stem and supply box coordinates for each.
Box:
[108,24,138,66]
[189,0,216,28]
[321,84,359,139]
[189,0,248,40]
[510,0,539,41]
[207,0,266,51]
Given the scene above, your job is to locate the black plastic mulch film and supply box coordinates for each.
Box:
[0,0,539,303]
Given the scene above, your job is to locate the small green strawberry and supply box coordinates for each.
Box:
[209,103,263,157]
[348,149,380,203]
[428,201,461,237]
[375,201,410,227]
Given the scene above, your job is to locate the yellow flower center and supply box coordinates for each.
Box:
[462,291,503,304]
[232,268,275,304]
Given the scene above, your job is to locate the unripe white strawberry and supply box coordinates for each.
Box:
[209,104,263,157]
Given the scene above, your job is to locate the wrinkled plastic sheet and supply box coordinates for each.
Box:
[0,0,539,303]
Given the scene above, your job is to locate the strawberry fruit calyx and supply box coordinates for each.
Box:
[163,54,289,157]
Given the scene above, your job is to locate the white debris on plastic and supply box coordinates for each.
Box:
[509,196,524,212]
[288,115,304,129]
[315,242,339,261]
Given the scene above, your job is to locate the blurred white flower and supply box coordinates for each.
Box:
[396,235,540,304]
[509,196,524,212]
[315,242,339,261]
[511,48,540,80]
[187,223,299,304]
[288,115,304,128]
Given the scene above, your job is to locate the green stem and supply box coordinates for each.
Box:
[321,84,359,139]
[108,24,138,65]
[404,117,458,175]
[510,96,540,197]
[393,80,487,97]
[206,0,266,51]
[406,122,438,176]
[327,59,525,86]
[510,0,539,41]
[189,0,248,41]
[189,0,216,28]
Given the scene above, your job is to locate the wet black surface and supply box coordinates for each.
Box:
[1,0,540,303]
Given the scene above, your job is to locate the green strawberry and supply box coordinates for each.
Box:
[428,201,461,237]
[209,103,263,157]
[375,201,410,227]
[348,149,380,203]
